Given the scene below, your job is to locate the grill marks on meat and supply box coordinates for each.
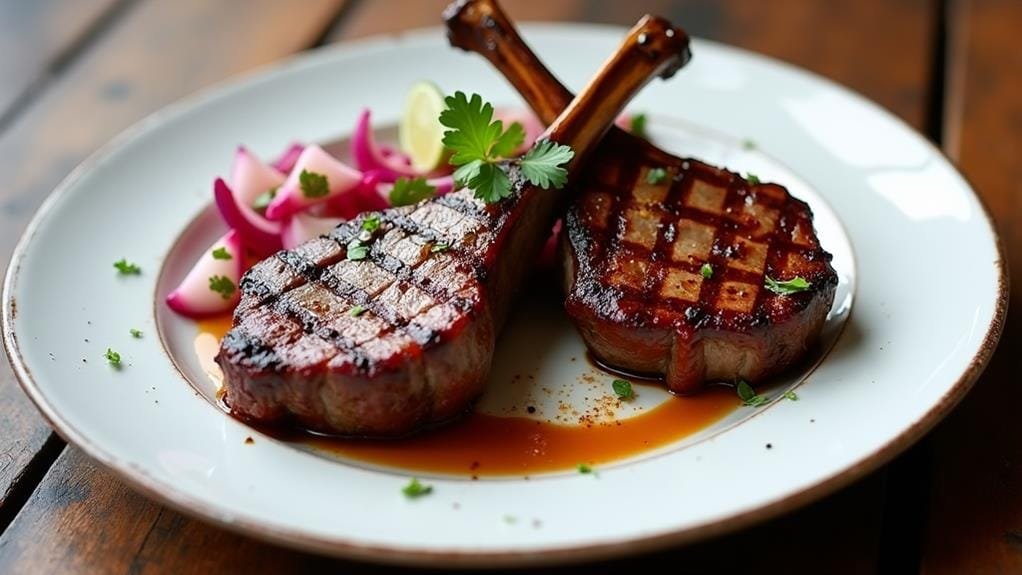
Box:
[219,195,498,435]
[217,13,693,436]
[446,0,838,393]
[563,135,838,391]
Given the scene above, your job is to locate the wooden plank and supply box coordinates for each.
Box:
[329,0,935,131]
[0,0,348,527]
[0,1,934,573]
[0,447,884,575]
[0,0,121,121]
[921,0,1022,572]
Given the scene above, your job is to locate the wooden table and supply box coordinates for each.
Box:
[0,1,1016,572]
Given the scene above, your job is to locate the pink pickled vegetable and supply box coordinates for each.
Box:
[166,231,244,318]
[351,108,419,181]
[230,147,286,206]
[323,170,387,219]
[272,142,305,174]
[281,213,345,250]
[214,178,281,257]
[264,145,364,221]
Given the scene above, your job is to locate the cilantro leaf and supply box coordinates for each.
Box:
[630,113,647,139]
[736,380,769,407]
[361,213,381,232]
[742,138,757,150]
[129,328,143,338]
[452,159,484,188]
[490,121,525,158]
[646,167,668,184]
[784,390,799,401]
[612,378,634,400]
[113,259,141,275]
[105,348,122,368]
[745,173,761,185]
[389,177,436,206]
[252,187,277,213]
[211,247,232,260]
[577,463,594,474]
[349,305,367,317]
[208,275,236,300]
[765,276,811,295]
[440,92,502,165]
[519,139,574,189]
[346,239,369,261]
[402,478,433,498]
[700,263,713,279]
[440,92,574,203]
[469,162,512,203]
[299,169,329,198]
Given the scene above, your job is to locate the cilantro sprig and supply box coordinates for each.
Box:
[440,92,574,203]
[765,276,811,295]
[389,177,437,206]
[736,380,768,407]
[402,478,433,498]
[612,378,634,400]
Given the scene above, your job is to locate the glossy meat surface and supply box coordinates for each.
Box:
[562,132,837,392]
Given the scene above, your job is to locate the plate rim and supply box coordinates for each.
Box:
[1,23,1009,568]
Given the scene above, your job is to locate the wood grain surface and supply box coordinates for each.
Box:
[2,0,1014,573]
[921,0,1021,573]
[0,0,348,532]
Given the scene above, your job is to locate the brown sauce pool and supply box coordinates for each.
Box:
[195,316,739,476]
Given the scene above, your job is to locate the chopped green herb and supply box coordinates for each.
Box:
[346,240,369,261]
[389,177,437,206]
[299,169,329,198]
[765,276,812,295]
[741,138,757,150]
[211,246,232,260]
[736,380,769,407]
[208,275,236,300]
[612,378,634,400]
[700,263,713,279]
[784,390,799,401]
[646,167,668,185]
[113,259,141,275]
[252,187,277,212]
[129,328,143,338]
[518,139,574,189]
[431,242,450,254]
[745,173,761,185]
[503,514,518,524]
[440,91,573,203]
[577,463,595,475]
[402,478,433,498]
[361,213,381,232]
[630,113,647,139]
[104,348,122,367]
[349,305,367,317]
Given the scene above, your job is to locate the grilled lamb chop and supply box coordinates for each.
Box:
[446,0,838,393]
[217,15,692,436]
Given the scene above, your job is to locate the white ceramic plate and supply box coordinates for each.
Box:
[1,25,1006,567]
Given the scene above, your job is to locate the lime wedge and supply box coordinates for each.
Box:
[399,81,447,172]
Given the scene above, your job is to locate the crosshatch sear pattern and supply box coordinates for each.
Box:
[562,137,839,393]
[218,191,501,436]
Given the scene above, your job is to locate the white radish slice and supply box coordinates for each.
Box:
[166,231,244,318]
[264,145,364,221]
[281,213,345,250]
[230,146,286,207]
